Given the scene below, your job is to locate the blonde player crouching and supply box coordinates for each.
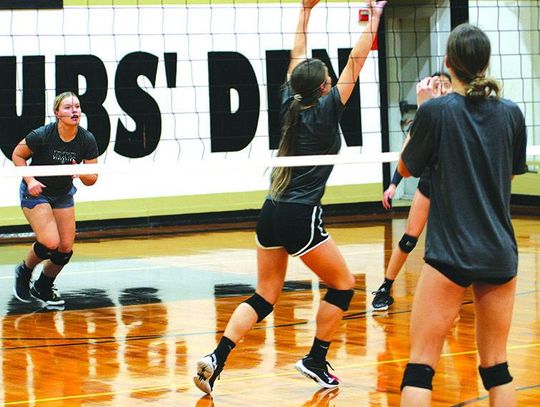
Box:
[12,91,99,308]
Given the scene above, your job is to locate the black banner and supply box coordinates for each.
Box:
[0,0,62,9]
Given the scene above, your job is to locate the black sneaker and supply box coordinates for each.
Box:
[30,283,65,306]
[294,356,340,389]
[193,353,224,395]
[371,286,394,311]
[13,263,32,303]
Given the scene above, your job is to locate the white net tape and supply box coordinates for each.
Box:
[2,146,539,178]
[2,152,401,177]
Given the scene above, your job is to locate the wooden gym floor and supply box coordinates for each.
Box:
[0,216,538,406]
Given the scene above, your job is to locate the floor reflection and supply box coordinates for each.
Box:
[0,218,537,405]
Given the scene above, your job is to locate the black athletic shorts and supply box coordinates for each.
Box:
[417,175,430,199]
[256,199,330,257]
[426,259,515,288]
[20,182,76,209]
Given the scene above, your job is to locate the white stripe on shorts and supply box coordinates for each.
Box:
[291,206,318,257]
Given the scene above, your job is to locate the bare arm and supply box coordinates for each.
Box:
[12,140,31,168]
[12,140,36,186]
[336,0,387,104]
[397,74,443,178]
[288,0,320,76]
[77,158,98,186]
[397,133,412,177]
[397,158,412,178]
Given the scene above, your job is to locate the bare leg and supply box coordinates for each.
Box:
[194,247,289,394]
[473,279,517,406]
[41,207,76,278]
[300,239,355,341]
[223,247,288,343]
[22,204,60,269]
[400,264,465,406]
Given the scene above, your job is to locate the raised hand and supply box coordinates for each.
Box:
[368,0,388,20]
[416,76,438,106]
[302,0,320,9]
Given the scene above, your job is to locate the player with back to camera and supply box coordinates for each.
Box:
[371,72,452,311]
[12,91,99,308]
[193,0,387,395]
[398,24,526,406]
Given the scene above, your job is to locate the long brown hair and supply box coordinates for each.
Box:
[270,59,327,199]
[446,23,500,101]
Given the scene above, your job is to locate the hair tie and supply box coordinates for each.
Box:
[293,94,303,101]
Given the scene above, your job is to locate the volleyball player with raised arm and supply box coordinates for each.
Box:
[398,24,526,406]
[193,0,386,394]
[372,72,452,310]
[12,92,98,307]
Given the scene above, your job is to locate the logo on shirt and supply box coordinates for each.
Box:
[52,150,77,164]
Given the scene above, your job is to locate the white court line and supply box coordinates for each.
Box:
[0,261,234,280]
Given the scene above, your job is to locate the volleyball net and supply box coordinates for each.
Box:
[0,0,539,227]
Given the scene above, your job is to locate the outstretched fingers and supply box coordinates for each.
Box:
[369,0,388,19]
[302,0,320,10]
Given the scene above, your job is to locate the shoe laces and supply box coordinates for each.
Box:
[371,286,388,295]
[307,356,334,372]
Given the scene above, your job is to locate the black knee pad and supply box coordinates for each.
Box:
[50,250,73,266]
[33,241,54,260]
[479,362,513,390]
[243,293,274,323]
[400,363,435,391]
[323,288,354,311]
[399,234,418,253]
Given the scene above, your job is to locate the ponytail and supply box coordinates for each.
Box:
[270,58,327,199]
[446,24,500,102]
[465,76,500,102]
[270,98,302,199]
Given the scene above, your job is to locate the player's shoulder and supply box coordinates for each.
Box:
[496,97,525,128]
[497,97,522,114]
[77,126,96,140]
[416,93,454,119]
[425,93,459,109]
[28,122,55,138]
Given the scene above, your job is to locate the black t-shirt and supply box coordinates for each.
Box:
[402,93,527,278]
[273,84,345,205]
[25,122,99,195]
